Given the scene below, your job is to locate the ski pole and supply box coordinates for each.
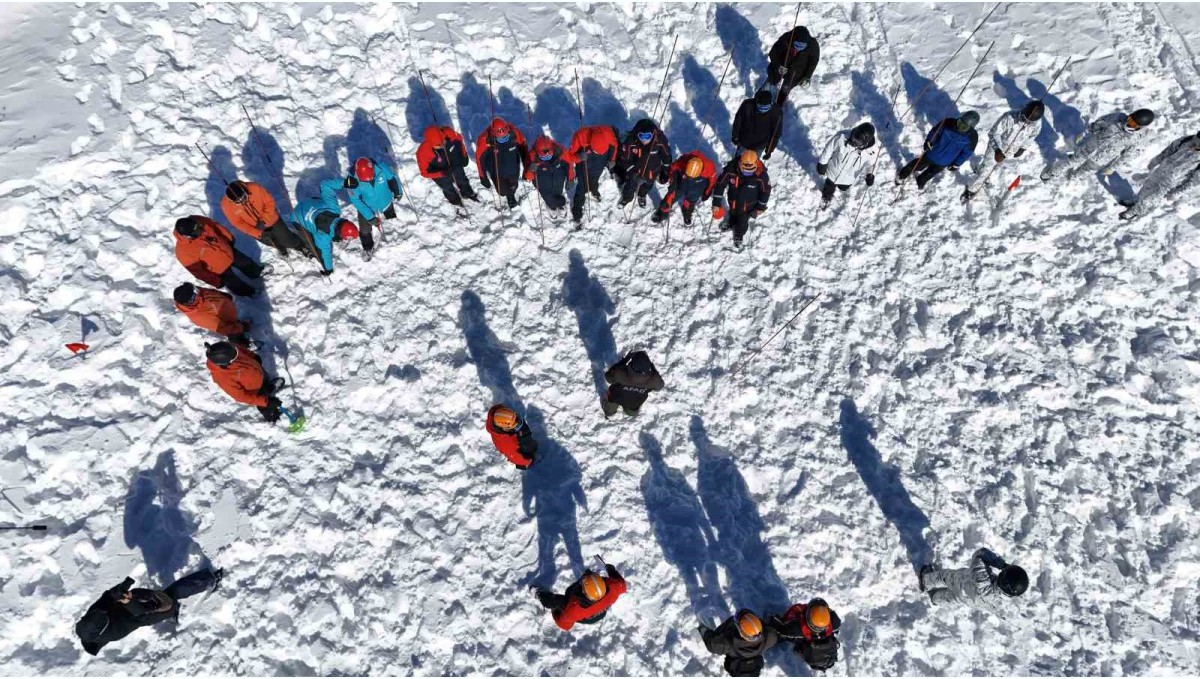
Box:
[486,74,506,218]
[849,80,903,233]
[727,292,825,380]
[896,2,1003,124]
[0,525,48,531]
[241,103,294,212]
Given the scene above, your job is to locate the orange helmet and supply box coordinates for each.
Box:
[491,406,519,431]
[580,572,608,602]
[736,610,763,641]
[685,157,705,178]
[806,601,831,632]
[739,150,759,172]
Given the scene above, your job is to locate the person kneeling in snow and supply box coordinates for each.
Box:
[535,563,627,631]
[767,598,842,672]
[602,350,665,418]
[291,183,361,276]
[173,216,264,297]
[205,340,282,423]
[699,609,780,677]
[919,548,1028,613]
[485,404,537,469]
[75,569,224,656]
[220,180,307,258]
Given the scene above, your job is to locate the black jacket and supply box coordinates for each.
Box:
[732,99,783,151]
[702,616,781,677]
[768,26,820,87]
[527,145,573,198]
[616,120,673,183]
[714,160,772,213]
[77,578,178,656]
[604,351,665,409]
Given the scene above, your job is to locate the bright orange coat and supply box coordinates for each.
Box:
[176,287,244,336]
[564,126,619,164]
[175,216,235,287]
[553,572,628,631]
[206,348,267,407]
[220,182,280,240]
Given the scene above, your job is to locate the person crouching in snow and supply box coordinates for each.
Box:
[173,282,249,344]
[486,404,537,469]
[220,180,307,258]
[602,350,664,418]
[291,183,360,276]
[535,563,627,631]
[205,340,283,423]
[919,548,1028,613]
[173,216,264,297]
[817,121,877,207]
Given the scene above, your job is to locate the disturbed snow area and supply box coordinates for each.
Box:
[1,2,1200,675]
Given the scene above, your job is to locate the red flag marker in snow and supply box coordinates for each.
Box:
[65,342,89,355]
[1007,176,1022,192]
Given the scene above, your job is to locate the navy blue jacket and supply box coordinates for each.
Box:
[924,118,979,167]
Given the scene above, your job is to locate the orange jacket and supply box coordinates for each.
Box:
[175,216,235,286]
[220,182,280,240]
[416,127,469,179]
[176,287,245,336]
[206,348,267,407]
[565,126,619,164]
[553,569,628,631]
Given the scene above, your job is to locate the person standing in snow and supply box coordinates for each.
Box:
[1118,131,1200,220]
[962,100,1046,202]
[291,181,361,276]
[919,548,1028,612]
[896,111,981,191]
[699,609,780,677]
[651,151,718,226]
[817,121,877,207]
[525,135,575,219]
[732,90,784,160]
[205,340,283,423]
[713,150,771,249]
[767,599,842,672]
[602,350,665,418]
[564,125,621,227]
[173,216,264,297]
[535,563,628,631]
[1040,108,1156,182]
[334,157,404,261]
[173,282,249,344]
[476,117,529,210]
[219,180,306,259]
[75,569,224,656]
[416,125,480,208]
[766,25,821,107]
[614,118,673,209]
[485,404,538,469]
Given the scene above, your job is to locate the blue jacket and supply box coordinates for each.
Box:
[924,118,979,167]
[346,161,401,221]
[292,185,343,273]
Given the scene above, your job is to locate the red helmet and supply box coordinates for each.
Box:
[534,136,556,160]
[490,118,512,141]
[354,157,375,182]
[339,220,359,240]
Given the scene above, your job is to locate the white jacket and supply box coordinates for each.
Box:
[818,130,877,186]
[987,111,1040,157]
[1126,134,1200,216]
[1073,112,1151,169]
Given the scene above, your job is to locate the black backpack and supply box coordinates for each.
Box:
[798,636,840,671]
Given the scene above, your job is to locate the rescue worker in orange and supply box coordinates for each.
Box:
[204,341,282,422]
[219,180,307,258]
[173,282,249,343]
[563,125,620,226]
[535,562,627,631]
[173,216,263,297]
[485,405,538,469]
[651,150,718,226]
[416,126,480,208]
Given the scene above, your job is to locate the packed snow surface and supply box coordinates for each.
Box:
[2,2,1200,676]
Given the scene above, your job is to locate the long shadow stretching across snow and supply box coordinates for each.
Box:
[1027,76,1086,163]
[404,76,453,144]
[714,4,768,98]
[850,69,906,171]
[520,406,586,589]
[838,398,934,573]
[346,106,397,169]
[640,431,725,619]
[900,61,958,132]
[532,85,580,146]
[458,289,522,408]
[561,250,620,400]
[680,54,734,159]
[124,451,207,586]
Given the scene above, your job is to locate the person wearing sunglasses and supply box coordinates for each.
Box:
[614,119,673,210]
[1040,108,1155,183]
[766,25,821,107]
[732,90,784,160]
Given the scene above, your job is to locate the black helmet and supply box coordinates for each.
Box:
[205,341,238,367]
[224,181,249,203]
[174,217,201,238]
[1127,108,1155,129]
[848,122,876,150]
[997,565,1029,597]
[754,90,773,109]
[956,111,980,131]
[173,282,197,306]
[1020,100,1045,122]
[628,351,654,374]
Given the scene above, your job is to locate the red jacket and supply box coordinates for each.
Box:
[552,570,628,631]
[174,216,235,286]
[661,151,718,208]
[416,126,469,179]
[486,405,537,468]
[564,126,619,165]
[206,348,267,407]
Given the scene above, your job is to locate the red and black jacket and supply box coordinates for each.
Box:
[714,159,771,213]
[616,120,672,182]
[416,126,470,179]
[525,138,575,197]
[564,125,620,167]
[476,122,529,183]
[661,151,718,209]
[552,566,628,631]
[485,405,538,469]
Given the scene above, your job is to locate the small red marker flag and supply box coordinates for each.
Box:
[65,343,89,354]
[1007,176,1022,192]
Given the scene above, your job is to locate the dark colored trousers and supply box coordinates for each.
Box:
[163,569,217,602]
[820,179,850,201]
[261,219,307,257]
[767,70,796,107]
[491,175,520,207]
[433,167,475,206]
[220,249,262,297]
[655,197,697,223]
[729,210,752,243]
[620,174,655,204]
[538,184,568,211]
[897,157,946,189]
[571,160,607,220]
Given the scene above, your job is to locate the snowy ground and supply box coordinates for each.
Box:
[2,1,1200,675]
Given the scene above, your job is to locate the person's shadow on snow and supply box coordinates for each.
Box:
[640,431,725,620]
[532,85,580,146]
[346,107,397,169]
[560,250,620,400]
[682,54,734,158]
[839,398,934,573]
[519,406,586,590]
[714,4,767,98]
[404,76,453,144]
[123,451,208,587]
[458,289,522,408]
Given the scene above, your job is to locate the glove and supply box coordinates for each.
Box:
[343,176,359,189]
[1014,148,1025,158]
[994,149,1006,163]
[948,165,960,172]
[777,65,789,75]
[816,163,827,175]
[697,624,711,637]
[798,77,811,87]
[865,173,875,187]
[712,206,726,220]
[479,174,492,189]
[267,396,282,410]
[657,168,669,184]
[320,269,332,277]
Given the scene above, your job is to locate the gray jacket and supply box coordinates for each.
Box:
[1125,134,1200,218]
[1072,112,1151,170]
[928,548,1011,613]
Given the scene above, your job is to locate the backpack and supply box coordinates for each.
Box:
[798,635,840,671]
